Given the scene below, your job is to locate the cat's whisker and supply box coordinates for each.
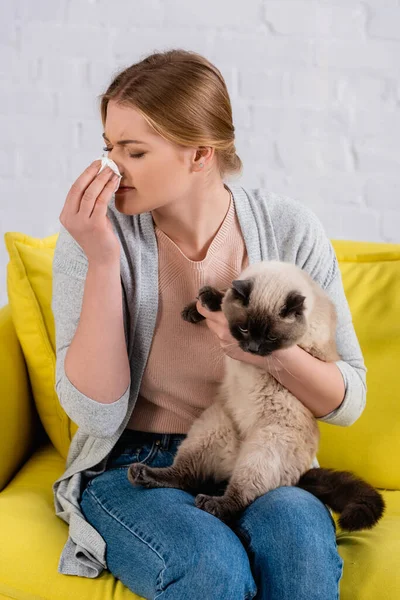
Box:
[209,351,227,369]
[209,344,230,360]
[223,342,241,351]
[266,356,283,386]
[208,345,232,371]
[210,341,241,357]
[273,356,303,383]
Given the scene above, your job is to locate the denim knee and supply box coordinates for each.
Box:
[81,478,257,600]
[170,519,257,600]
[233,486,343,600]
[238,486,337,543]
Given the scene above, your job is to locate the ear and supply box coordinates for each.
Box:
[231,279,253,304]
[280,291,306,318]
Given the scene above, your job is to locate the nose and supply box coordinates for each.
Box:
[248,341,260,352]
[105,151,123,176]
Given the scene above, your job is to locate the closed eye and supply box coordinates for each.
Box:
[267,335,278,341]
[238,326,248,334]
[102,146,146,159]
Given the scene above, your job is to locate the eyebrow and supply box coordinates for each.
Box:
[102,133,148,146]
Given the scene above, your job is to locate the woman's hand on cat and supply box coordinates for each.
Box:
[195,300,267,366]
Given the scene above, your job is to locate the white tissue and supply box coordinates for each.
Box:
[96,156,122,191]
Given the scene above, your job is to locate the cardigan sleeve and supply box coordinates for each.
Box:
[295,205,367,427]
[51,224,130,438]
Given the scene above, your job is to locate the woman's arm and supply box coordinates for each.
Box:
[280,209,367,427]
[256,343,346,419]
[254,209,367,426]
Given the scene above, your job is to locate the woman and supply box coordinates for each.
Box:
[52,49,366,599]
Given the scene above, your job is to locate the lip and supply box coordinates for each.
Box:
[116,186,135,191]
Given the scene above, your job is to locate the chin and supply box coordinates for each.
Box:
[114,196,142,216]
[114,193,162,217]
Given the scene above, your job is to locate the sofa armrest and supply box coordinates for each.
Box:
[0,304,40,491]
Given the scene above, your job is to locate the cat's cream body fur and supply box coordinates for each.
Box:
[128,261,342,522]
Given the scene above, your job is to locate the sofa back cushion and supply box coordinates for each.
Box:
[318,240,400,489]
[5,232,76,459]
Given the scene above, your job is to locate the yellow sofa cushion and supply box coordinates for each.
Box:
[0,442,399,600]
[0,304,38,490]
[318,241,400,490]
[4,232,75,459]
[0,444,142,600]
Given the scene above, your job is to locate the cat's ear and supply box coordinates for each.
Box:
[280,291,306,318]
[231,279,253,303]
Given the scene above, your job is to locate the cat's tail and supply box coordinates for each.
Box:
[296,467,385,531]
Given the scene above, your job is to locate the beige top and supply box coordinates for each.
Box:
[127,192,249,433]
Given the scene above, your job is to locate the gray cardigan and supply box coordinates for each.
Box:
[51,183,367,577]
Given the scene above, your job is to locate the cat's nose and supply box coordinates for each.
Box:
[248,341,260,352]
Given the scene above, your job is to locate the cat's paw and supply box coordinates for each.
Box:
[195,494,242,524]
[181,301,205,323]
[195,494,229,521]
[128,463,158,488]
[198,286,223,312]
[195,493,219,514]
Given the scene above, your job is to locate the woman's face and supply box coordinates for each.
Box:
[103,100,207,215]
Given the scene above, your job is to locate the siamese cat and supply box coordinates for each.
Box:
[128,260,385,532]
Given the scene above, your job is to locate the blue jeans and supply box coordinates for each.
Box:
[80,430,344,599]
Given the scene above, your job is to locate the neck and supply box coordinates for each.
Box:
[151,180,232,261]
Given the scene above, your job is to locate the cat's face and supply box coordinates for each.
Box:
[222,272,310,357]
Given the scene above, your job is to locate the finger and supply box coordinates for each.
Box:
[196,300,209,317]
[90,173,120,219]
[79,167,115,218]
[60,160,102,220]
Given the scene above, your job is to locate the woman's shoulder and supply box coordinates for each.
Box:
[240,185,326,245]
[240,185,336,285]
[246,186,320,225]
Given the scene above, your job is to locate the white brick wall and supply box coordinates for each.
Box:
[1,0,400,307]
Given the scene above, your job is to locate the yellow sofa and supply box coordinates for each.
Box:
[1,232,400,600]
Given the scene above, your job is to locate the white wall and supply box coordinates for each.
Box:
[1,0,400,307]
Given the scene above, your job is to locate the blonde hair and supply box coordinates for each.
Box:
[99,49,242,179]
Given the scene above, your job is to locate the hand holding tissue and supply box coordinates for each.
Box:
[96,156,122,191]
